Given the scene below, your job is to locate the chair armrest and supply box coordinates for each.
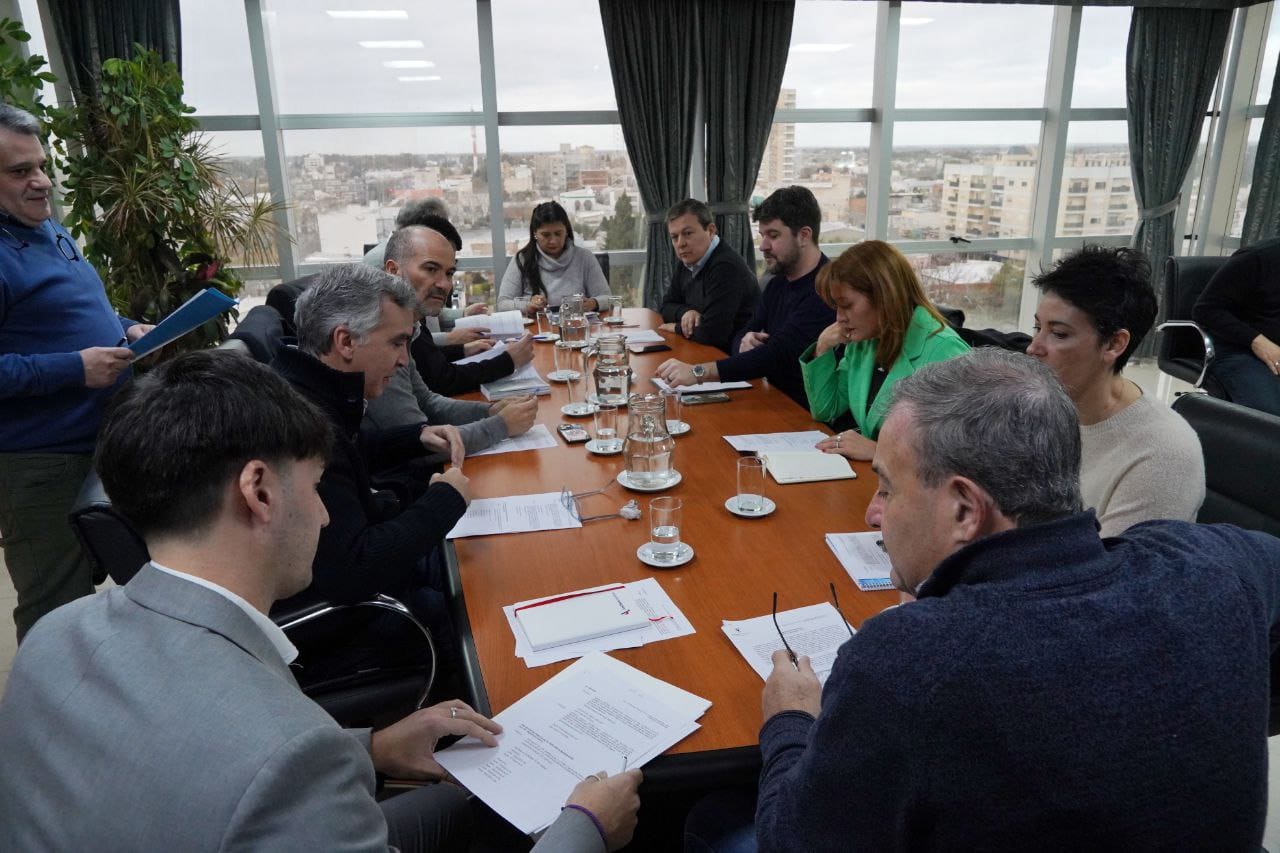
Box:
[1156,320,1216,388]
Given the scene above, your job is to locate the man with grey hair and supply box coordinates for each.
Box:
[689,348,1280,850]
[657,198,759,352]
[0,103,155,641]
[270,264,470,632]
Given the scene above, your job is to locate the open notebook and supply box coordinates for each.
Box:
[759,451,857,485]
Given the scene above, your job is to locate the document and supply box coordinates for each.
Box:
[504,577,696,667]
[456,309,525,339]
[723,430,830,453]
[436,653,708,836]
[470,424,558,457]
[514,583,651,651]
[128,287,238,358]
[446,491,581,539]
[825,531,894,591]
[614,328,665,344]
[650,377,752,394]
[760,451,856,484]
[480,362,551,400]
[452,339,508,365]
[722,602,855,685]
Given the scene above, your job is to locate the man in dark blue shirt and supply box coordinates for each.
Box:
[656,187,833,408]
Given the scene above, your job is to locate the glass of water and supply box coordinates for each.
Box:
[552,340,581,382]
[648,497,683,561]
[736,456,768,514]
[661,388,685,433]
[536,309,555,337]
[593,404,621,451]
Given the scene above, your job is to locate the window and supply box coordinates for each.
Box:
[908,250,1028,332]
[753,123,871,245]
[203,131,277,267]
[491,0,615,110]
[1057,122,1136,238]
[1257,4,1279,105]
[180,0,258,114]
[1229,119,1263,237]
[1072,6,1131,109]
[780,1,878,108]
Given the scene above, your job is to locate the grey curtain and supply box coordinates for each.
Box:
[600,0,700,309]
[46,0,182,102]
[1126,6,1230,347]
[1241,60,1280,245]
[702,0,795,271]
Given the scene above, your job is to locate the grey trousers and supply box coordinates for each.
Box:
[0,452,95,641]
[379,782,474,853]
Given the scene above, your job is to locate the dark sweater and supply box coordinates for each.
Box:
[0,214,136,452]
[270,346,467,606]
[757,512,1280,851]
[1192,236,1280,350]
[717,255,833,408]
[411,320,515,396]
[659,240,760,353]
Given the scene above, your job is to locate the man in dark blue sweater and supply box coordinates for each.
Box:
[688,348,1280,851]
[656,187,833,408]
[0,105,154,641]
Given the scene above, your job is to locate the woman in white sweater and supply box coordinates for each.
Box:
[1026,245,1205,537]
[497,201,615,314]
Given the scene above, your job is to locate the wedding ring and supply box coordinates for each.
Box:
[835,433,842,446]
[450,706,458,719]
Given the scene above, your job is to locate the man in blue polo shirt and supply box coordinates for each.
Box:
[656,187,833,408]
[0,104,152,640]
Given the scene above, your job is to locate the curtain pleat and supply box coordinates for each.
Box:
[46,0,182,103]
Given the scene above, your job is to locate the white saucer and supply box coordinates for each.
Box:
[617,469,682,492]
[637,541,694,568]
[725,496,777,518]
[585,439,623,455]
[533,333,559,343]
[548,370,581,382]
[561,402,597,417]
[667,420,690,436]
[587,394,631,407]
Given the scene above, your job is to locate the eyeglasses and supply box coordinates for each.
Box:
[772,582,855,666]
[560,483,614,523]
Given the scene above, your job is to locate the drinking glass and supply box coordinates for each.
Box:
[662,388,685,433]
[736,456,768,514]
[648,497,683,560]
[552,340,581,382]
[593,404,621,451]
[536,309,554,337]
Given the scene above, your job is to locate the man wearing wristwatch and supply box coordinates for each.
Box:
[656,187,832,407]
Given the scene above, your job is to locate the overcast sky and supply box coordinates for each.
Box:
[18,0,1280,158]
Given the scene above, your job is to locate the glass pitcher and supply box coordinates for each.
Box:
[592,334,631,406]
[623,393,676,487]
[559,293,588,348]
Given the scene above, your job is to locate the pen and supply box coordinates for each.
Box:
[622,755,628,773]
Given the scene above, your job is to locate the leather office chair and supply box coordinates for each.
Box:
[595,252,611,281]
[1157,256,1230,397]
[68,467,437,730]
[1170,393,1280,537]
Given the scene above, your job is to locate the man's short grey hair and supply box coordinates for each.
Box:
[887,348,1083,526]
[294,264,418,357]
[0,104,41,136]
[394,197,449,229]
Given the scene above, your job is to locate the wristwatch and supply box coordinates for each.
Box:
[692,364,706,380]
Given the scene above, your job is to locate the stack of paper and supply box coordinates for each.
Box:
[722,602,855,685]
[456,309,526,339]
[504,578,696,667]
[759,451,856,484]
[436,652,710,836]
[452,339,509,366]
[650,377,752,394]
[480,362,550,400]
[470,424,559,458]
[447,491,581,539]
[825,531,894,591]
[723,431,829,453]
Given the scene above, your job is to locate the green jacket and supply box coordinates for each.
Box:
[800,304,968,438]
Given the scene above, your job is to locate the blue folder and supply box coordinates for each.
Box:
[128,288,238,358]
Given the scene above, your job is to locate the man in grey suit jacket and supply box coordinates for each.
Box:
[0,350,641,851]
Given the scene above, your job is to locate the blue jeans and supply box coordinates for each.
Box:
[684,788,759,853]
[1209,343,1280,417]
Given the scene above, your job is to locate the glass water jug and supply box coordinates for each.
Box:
[623,393,676,487]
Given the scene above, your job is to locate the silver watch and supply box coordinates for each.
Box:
[692,364,706,380]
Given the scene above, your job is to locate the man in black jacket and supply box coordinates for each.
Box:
[658,198,759,353]
[384,216,535,396]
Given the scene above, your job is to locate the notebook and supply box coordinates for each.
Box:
[514,584,651,652]
[759,451,857,484]
[825,532,895,591]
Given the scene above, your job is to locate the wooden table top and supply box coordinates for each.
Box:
[445,308,894,770]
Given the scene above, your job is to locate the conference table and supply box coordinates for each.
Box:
[444,308,895,788]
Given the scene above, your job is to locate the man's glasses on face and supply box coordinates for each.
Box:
[772,583,855,668]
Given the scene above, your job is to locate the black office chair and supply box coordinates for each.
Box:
[595,252,611,281]
[1170,393,1280,537]
[1157,256,1230,398]
[68,470,437,729]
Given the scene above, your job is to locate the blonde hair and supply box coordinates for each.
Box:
[816,240,948,368]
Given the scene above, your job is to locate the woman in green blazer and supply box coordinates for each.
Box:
[800,240,968,460]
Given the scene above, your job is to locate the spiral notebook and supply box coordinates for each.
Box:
[825,531,895,591]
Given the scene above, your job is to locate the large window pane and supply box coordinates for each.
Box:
[893,122,1041,241]
[897,3,1053,108]
[261,2,482,113]
[752,123,871,247]
[281,127,489,263]
[907,250,1027,332]
[1230,119,1263,237]
[1073,6,1131,109]
[491,0,615,110]
[1057,122,1136,238]
[1257,4,1279,105]
[180,0,258,114]
[203,131,278,268]
[498,125,645,256]
[779,1,877,108]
